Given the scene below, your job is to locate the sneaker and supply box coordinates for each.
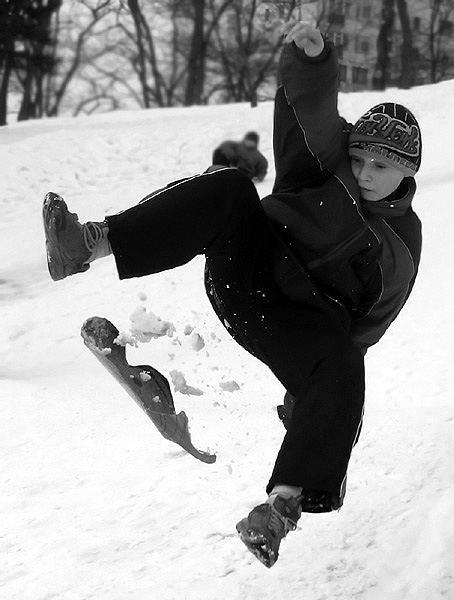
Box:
[236,494,301,568]
[43,192,103,281]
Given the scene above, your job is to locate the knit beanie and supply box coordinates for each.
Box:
[244,131,259,144]
[349,102,422,177]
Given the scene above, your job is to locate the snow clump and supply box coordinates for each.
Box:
[170,370,203,396]
[190,332,205,351]
[129,306,176,342]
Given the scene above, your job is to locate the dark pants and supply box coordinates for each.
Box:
[106,169,365,511]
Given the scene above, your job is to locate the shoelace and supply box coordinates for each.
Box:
[83,221,105,253]
[268,504,298,536]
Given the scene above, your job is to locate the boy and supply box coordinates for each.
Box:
[43,23,422,568]
[212,130,269,181]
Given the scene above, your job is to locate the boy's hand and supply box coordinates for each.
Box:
[282,22,324,57]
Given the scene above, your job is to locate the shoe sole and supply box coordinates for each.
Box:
[43,192,68,281]
[236,521,277,568]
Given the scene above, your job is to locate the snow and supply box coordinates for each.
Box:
[1,77,454,599]
[127,305,176,343]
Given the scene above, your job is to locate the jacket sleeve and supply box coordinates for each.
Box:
[255,152,268,181]
[273,40,349,193]
[350,208,422,350]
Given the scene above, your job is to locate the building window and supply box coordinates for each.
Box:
[339,63,347,82]
[328,12,345,25]
[332,32,345,58]
[439,19,453,36]
[352,66,368,85]
[413,16,421,31]
[333,32,344,46]
[354,37,370,54]
[329,0,346,12]
[328,0,346,24]
[356,4,372,19]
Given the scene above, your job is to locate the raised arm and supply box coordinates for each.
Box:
[273,24,349,192]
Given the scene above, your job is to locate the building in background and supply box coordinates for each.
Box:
[293,0,454,90]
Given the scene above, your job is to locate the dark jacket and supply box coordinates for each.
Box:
[213,140,268,181]
[261,41,422,349]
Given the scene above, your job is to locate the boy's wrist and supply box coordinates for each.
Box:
[292,39,331,63]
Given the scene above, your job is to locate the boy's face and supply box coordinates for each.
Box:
[243,140,258,151]
[350,151,405,202]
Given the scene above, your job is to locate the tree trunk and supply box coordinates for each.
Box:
[127,0,150,108]
[14,0,62,120]
[373,0,395,90]
[184,0,206,106]
[395,0,417,88]
[428,0,444,83]
[0,24,16,127]
[0,56,12,125]
[17,70,35,121]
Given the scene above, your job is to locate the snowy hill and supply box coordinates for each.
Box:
[1,78,453,599]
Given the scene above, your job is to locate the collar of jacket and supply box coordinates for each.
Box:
[360,177,416,218]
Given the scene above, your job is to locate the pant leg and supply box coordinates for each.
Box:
[106,168,364,510]
[105,168,272,281]
[205,240,364,509]
[260,304,365,506]
[210,283,365,509]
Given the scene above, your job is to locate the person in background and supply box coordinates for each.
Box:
[42,22,422,568]
[212,131,269,182]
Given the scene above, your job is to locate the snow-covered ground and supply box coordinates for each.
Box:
[1,76,453,599]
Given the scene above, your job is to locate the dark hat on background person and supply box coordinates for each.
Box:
[243,131,260,144]
[349,102,422,177]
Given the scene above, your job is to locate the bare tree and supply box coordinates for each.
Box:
[0,1,17,124]
[125,0,165,107]
[211,0,298,105]
[373,0,395,90]
[119,0,236,107]
[183,0,235,105]
[16,0,63,121]
[118,0,185,107]
[183,0,206,105]
[395,0,418,88]
[45,0,117,116]
[425,0,454,83]
[0,0,62,124]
